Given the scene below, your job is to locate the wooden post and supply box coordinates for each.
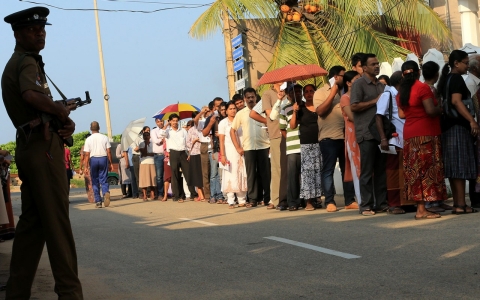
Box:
[222,8,236,99]
[93,0,113,141]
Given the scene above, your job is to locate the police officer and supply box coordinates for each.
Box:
[1,7,83,299]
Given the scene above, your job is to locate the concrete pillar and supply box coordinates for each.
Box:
[458,0,480,46]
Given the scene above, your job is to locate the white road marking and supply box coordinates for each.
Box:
[264,236,361,259]
[179,218,217,226]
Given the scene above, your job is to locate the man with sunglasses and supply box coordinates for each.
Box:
[314,66,357,212]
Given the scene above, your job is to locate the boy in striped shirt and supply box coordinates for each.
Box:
[279,84,303,210]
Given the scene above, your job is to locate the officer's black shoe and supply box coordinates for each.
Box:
[95,202,102,208]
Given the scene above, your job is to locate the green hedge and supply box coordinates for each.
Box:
[1,131,121,174]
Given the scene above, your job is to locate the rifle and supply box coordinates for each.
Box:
[17,91,92,147]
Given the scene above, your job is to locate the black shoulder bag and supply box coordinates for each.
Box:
[368,91,396,143]
[443,76,476,119]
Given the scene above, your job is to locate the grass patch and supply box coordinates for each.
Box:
[71,178,85,188]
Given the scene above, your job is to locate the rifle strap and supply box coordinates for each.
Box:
[45,73,67,101]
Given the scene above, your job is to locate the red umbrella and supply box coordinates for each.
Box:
[256,64,328,86]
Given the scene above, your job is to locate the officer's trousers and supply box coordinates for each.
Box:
[6,131,83,299]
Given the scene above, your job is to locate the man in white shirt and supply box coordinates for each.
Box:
[165,114,197,202]
[83,121,113,208]
[151,118,166,200]
[465,54,480,97]
[465,55,480,208]
[231,88,271,208]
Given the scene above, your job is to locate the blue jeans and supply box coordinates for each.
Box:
[90,156,109,203]
[319,139,356,206]
[209,152,223,200]
[154,154,165,197]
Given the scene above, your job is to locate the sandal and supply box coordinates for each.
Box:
[375,206,389,213]
[178,199,184,203]
[452,205,478,215]
[426,206,445,213]
[267,204,275,209]
[246,203,257,208]
[305,205,315,211]
[229,204,235,209]
[217,200,224,204]
[238,203,246,207]
[439,203,453,210]
[387,207,405,215]
[415,212,441,220]
[288,206,298,211]
[361,209,376,216]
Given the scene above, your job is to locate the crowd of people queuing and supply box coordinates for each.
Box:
[76,51,480,220]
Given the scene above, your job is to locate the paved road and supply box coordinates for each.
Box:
[1,189,480,299]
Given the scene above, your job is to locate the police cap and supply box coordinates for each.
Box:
[4,7,51,31]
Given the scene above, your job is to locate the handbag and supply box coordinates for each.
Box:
[368,91,396,142]
[443,76,476,119]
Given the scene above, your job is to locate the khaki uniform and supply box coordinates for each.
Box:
[1,45,83,299]
[262,89,287,207]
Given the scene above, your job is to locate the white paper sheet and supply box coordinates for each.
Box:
[378,145,397,154]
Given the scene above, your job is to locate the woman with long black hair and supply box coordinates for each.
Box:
[290,84,323,211]
[397,60,447,220]
[437,50,479,214]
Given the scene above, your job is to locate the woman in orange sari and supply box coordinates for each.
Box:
[340,71,361,204]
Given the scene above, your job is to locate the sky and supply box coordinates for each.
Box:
[0,0,228,144]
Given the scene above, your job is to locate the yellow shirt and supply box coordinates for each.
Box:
[231,106,270,151]
[313,84,345,141]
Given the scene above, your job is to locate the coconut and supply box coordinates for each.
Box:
[280,5,290,13]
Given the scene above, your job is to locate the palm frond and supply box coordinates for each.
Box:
[190,0,278,39]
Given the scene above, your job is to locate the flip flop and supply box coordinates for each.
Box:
[415,213,441,220]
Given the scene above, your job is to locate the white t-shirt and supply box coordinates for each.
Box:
[376,86,405,148]
[138,141,154,164]
[84,133,111,157]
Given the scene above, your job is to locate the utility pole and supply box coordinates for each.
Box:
[222,8,235,99]
[93,0,113,141]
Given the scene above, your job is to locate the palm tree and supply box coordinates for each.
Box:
[190,0,451,92]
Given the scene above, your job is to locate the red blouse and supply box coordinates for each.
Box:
[398,80,441,140]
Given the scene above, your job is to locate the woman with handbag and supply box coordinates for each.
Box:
[437,50,479,214]
[375,71,408,215]
[397,60,448,220]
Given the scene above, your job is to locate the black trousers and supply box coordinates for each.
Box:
[244,148,271,203]
[358,139,388,211]
[7,132,83,299]
[287,153,301,208]
[169,150,197,200]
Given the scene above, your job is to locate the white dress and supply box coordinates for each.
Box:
[218,118,247,193]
